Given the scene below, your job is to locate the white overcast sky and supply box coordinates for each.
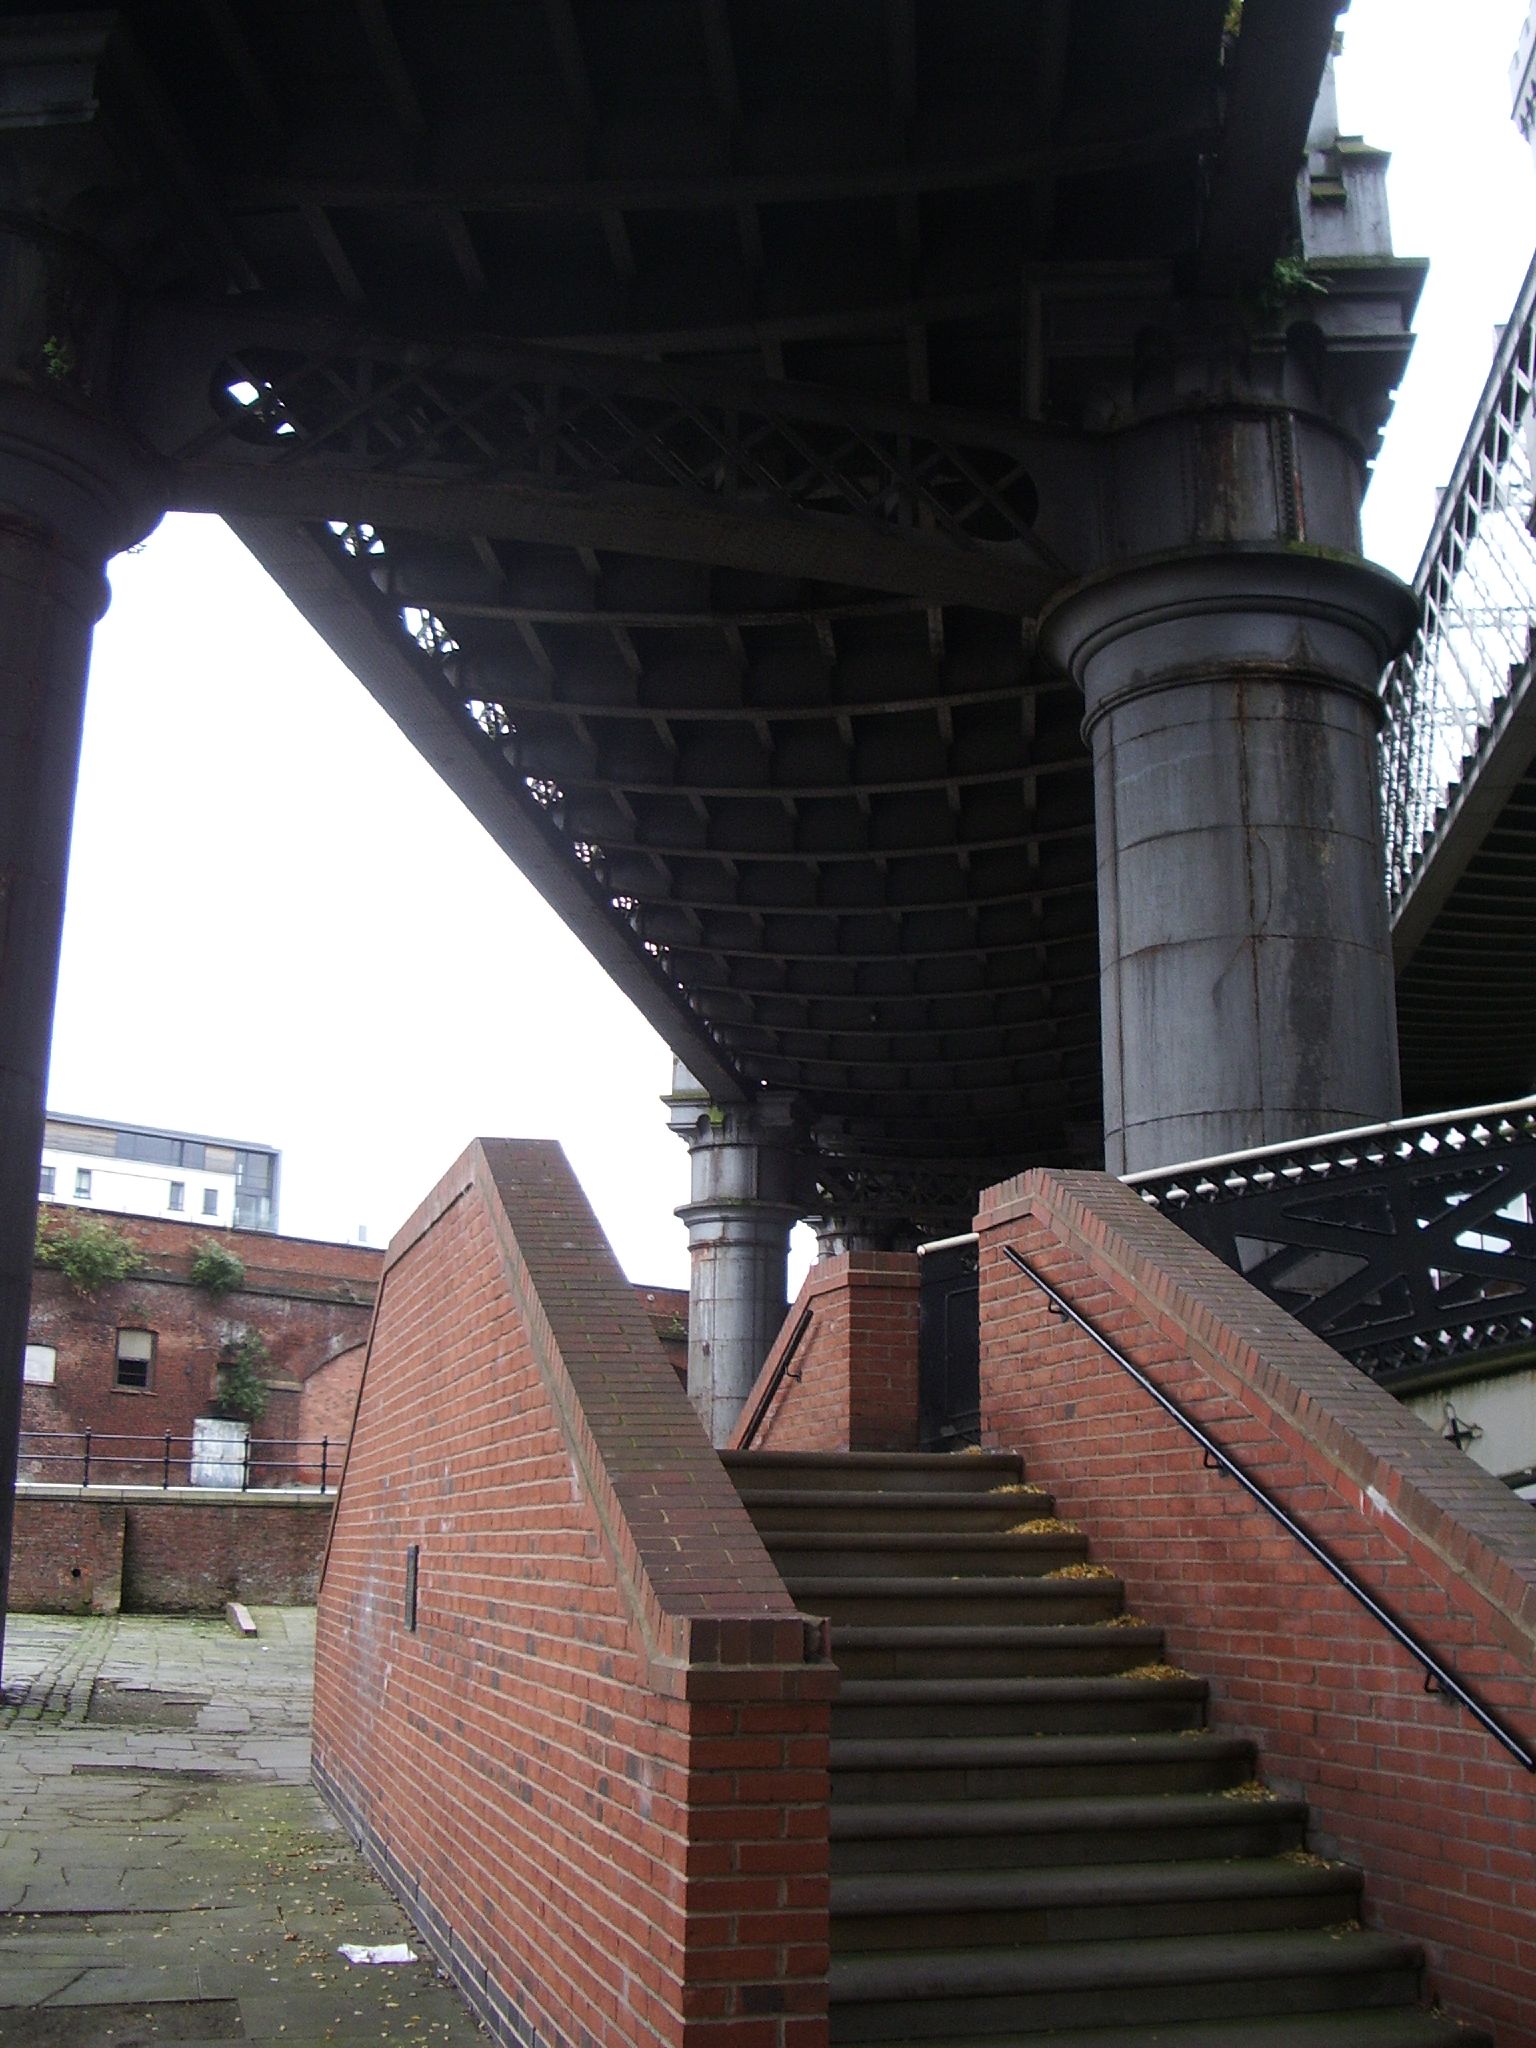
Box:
[45,0,1536,1281]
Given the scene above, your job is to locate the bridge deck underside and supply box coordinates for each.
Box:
[1398,764,1536,1114]
[15,0,1349,1178]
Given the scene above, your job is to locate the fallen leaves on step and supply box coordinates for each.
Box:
[1006,1516,1080,1535]
[1119,1661,1193,1681]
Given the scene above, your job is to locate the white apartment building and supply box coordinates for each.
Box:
[38,1114,281,1234]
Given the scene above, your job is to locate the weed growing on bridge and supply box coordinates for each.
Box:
[34,1214,145,1296]
[189,1238,246,1296]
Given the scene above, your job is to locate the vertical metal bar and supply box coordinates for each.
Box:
[162,1432,171,1489]
[81,1430,91,1489]
[320,1437,329,1493]
[242,1431,251,1492]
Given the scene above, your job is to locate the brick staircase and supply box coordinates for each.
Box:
[723,1448,1493,2048]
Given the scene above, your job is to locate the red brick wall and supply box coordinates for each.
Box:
[730,1255,920,1453]
[296,1343,367,1485]
[9,1491,332,1612]
[314,1139,834,2048]
[122,1494,333,1609]
[977,1168,1536,2048]
[23,1211,381,1485]
[10,1495,125,1613]
[295,1284,686,1475]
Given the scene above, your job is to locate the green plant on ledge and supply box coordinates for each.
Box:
[189,1238,246,1297]
[34,1213,145,1297]
[213,1331,271,1426]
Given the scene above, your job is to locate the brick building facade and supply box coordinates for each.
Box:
[23,1207,690,1491]
[23,1210,384,1486]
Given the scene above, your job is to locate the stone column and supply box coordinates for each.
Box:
[666,1065,808,1446]
[1043,547,1416,1176]
[0,387,162,1670]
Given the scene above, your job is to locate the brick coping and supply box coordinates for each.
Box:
[18,1482,335,1507]
[334,1139,832,1696]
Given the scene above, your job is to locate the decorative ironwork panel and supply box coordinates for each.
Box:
[1132,1101,1536,1382]
[193,343,1056,569]
[1381,248,1536,906]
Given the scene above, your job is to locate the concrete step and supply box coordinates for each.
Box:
[827,1928,1425,2038]
[829,1791,1312,1874]
[832,1855,1362,1950]
[834,1675,1208,1740]
[765,1533,1089,1578]
[844,2013,1491,2048]
[830,1622,1167,1681]
[829,1731,1257,1804]
[739,1488,1059,1535]
[723,1449,1026,1495]
[791,1575,1124,1628]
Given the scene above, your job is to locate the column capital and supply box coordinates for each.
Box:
[0,382,165,607]
[1041,545,1418,734]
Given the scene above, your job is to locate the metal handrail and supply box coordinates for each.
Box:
[736,1305,814,1452]
[1001,1243,1536,1774]
[18,1429,343,1493]
[1122,1092,1536,1194]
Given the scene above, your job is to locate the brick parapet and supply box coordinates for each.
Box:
[728,1254,920,1454]
[977,1167,1536,2046]
[314,1139,833,2048]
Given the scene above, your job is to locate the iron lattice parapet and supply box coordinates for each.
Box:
[1129,1100,1536,1384]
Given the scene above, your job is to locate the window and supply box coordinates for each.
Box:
[168,1181,185,1212]
[74,1168,92,1199]
[202,1188,219,1217]
[115,1328,155,1391]
[38,1165,55,1196]
[23,1345,56,1385]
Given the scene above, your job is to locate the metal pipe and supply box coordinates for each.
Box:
[1001,1243,1536,1774]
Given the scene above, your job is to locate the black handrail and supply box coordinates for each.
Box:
[736,1305,814,1451]
[18,1429,345,1493]
[1001,1244,1536,1774]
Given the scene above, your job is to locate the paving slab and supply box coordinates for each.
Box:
[0,1611,489,2044]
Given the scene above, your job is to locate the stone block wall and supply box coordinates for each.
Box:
[313,1139,835,2048]
[977,1167,1536,2048]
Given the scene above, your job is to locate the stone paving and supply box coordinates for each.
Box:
[0,1610,489,2045]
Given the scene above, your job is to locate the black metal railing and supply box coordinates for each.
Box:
[736,1306,814,1451]
[1002,1244,1536,1774]
[1129,1098,1536,1385]
[18,1430,344,1493]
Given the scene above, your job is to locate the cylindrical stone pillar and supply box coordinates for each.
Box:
[667,1066,807,1445]
[0,387,161,1673]
[1042,549,1417,1176]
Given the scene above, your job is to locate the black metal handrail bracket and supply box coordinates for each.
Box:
[1000,1242,1536,1773]
[736,1305,815,1452]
